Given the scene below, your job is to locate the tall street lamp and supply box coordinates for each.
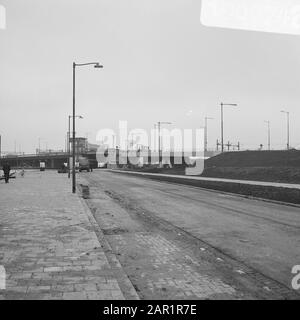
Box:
[72,62,103,193]
[157,121,172,167]
[220,103,238,153]
[38,137,46,154]
[154,124,157,152]
[204,116,214,152]
[280,110,290,150]
[264,120,271,151]
[68,115,83,178]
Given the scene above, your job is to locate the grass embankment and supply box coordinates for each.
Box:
[203,150,300,184]
[119,150,300,183]
[114,151,300,204]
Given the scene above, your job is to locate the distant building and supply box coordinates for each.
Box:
[69,137,88,155]
[36,149,64,155]
[87,142,99,152]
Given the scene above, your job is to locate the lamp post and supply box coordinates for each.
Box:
[72,62,103,193]
[130,132,140,150]
[157,121,172,167]
[68,115,83,178]
[153,124,158,152]
[38,137,45,154]
[204,116,214,152]
[280,110,290,150]
[220,103,238,153]
[264,120,271,151]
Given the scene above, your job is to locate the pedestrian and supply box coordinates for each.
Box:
[20,167,25,177]
[2,162,11,183]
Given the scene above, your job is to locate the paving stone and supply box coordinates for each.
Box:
[74,283,97,292]
[0,171,127,300]
[62,292,88,300]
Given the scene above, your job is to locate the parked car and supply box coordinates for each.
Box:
[78,156,91,172]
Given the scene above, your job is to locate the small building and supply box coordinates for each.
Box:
[69,137,88,155]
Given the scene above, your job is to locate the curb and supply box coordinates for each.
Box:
[77,183,140,300]
[110,169,300,208]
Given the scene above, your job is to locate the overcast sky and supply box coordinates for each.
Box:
[1,0,300,153]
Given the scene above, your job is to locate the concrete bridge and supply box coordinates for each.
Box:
[0,149,220,170]
[0,152,98,169]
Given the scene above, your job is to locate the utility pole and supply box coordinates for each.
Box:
[220,103,238,153]
[204,117,214,152]
[264,120,271,151]
[68,115,83,178]
[72,62,76,193]
[113,135,115,149]
[72,62,103,193]
[281,110,290,150]
[154,124,157,152]
[158,122,160,166]
[68,115,71,178]
[157,121,172,167]
[216,139,221,151]
[226,141,231,151]
[231,141,240,151]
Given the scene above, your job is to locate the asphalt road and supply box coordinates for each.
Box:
[83,170,300,297]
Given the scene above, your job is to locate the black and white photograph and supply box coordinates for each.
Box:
[0,0,300,310]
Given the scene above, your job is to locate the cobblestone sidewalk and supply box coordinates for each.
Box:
[0,170,137,300]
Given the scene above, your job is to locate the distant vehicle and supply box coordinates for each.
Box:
[57,164,68,174]
[40,162,45,171]
[78,156,91,172]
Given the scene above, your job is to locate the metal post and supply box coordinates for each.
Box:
[268,122,271,151]
[72,62,76,193]
[157,121,172,167]
[68,115,71,178]
[220,103,237,153]
[281,110,290,150]
[204,117,213,152]
[265,121,270,151]
[221,103,224,153]
[287,112,290,150]
[70,61,102,192]
[205,117,208,153]
[154,124,157,152]
[158,122,161,167]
